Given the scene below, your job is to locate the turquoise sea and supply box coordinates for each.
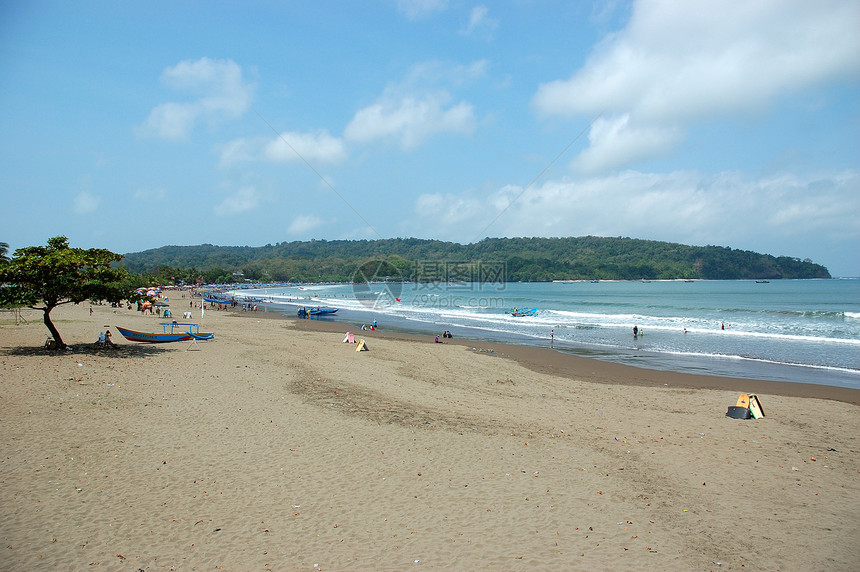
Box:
[235,279,860,390]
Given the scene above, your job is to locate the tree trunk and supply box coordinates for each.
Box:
[42,306,66,349]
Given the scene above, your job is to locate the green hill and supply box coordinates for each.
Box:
[119,236,831,283]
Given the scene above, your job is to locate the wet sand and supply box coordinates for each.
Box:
[290,316,860,405]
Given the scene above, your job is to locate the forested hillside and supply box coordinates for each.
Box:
[119,236,830,283]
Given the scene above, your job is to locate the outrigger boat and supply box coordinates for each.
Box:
[187,331,215,341]
[507,307,538,317]
[297,306,338,317]
[116,322,214,343]
[202,294,233,304]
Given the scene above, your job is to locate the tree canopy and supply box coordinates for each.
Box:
[119,236,831,283]
[0,236,131,348]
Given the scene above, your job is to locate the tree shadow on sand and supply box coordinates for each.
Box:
[0,343,178,359]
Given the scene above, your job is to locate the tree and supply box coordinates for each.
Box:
[0,236,131,349]
[0,242,9,264]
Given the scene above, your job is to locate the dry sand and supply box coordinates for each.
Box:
[1,294,858,571]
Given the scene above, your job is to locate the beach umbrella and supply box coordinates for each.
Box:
[153,301,170,307]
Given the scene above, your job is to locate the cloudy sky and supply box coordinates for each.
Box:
[2,0,858,276]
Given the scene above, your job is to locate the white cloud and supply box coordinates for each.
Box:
[218,130,347,166]
[410,169,860,258]
[73,191,99,214]
[138,58,255,140]
[345,93,476,149]
[461,5,498,38]
[214,186,259,216]
[572,114,683,173]
[590,0,628,25]
[218,137,258,167]
[287,214,325,235]
[264,130,347,164]
[342,60,483,150]
[415,190,489,231]
[402,59,489,90]
[396,0,447,20]
[532,0,860,172]
[138,102,198,140]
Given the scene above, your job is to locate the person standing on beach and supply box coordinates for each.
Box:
[550,329,554,348]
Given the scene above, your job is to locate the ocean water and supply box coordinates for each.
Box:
[235,279,860,389]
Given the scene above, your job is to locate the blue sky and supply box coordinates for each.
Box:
[2,0,859,276]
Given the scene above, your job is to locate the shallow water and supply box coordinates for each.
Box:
[237,279,860,389]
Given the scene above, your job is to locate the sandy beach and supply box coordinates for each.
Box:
[1,294,858,571]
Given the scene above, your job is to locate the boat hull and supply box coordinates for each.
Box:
[297,307,338,317]
[117,326,196,343]
[188,332,215,340]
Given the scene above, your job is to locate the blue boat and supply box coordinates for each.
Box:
[188,332,215,341]
[297,306,338,317]
[507,307,538,317]
[116,322,214,343]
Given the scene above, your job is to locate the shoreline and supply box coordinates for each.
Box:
[255,309,860,406]
[238,279,860,389]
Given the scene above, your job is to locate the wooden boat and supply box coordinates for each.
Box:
[116,323,214,343]
[297,306,338,317]
[507,307,538,317]
[116,326,192,343]
[313,307,338,315]
[237,296,265,303]
[188,332,215,340]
